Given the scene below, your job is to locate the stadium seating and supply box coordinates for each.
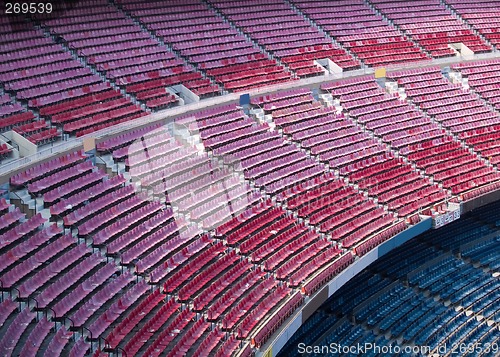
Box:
[0,0,496,145]
[209,0,360,76]
[3,2,500,356]
[369,0,492,57]
[117,0,294,91]
[444,0,500,48]
[40,0,219,106]
[450,59,500,167]
[0,17,147,139]
[290,0,429,67]
[385,67,500,196]
[259,78,449,217]
[281,204,500,356]
[390,65,500,161]
[0,91,57,149]
[318,69,500,199]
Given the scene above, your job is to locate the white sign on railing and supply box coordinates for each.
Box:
[433,207,461,229]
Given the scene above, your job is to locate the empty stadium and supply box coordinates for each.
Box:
[0,0,500,356]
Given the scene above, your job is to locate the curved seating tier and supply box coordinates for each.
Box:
[369,0,492,57]
[40,0,219,107]
[2,52,500,356]
[389,65,500,165]
[0,17,147,139]
[323,72,500,200]
[1,0,497,146]
[280,202,500,357]
[444,0,500,48]
[290,0,429,67]
[116,0,293,91]
[208,0,360,76]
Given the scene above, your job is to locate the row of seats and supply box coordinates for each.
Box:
[451,59,500,164]
[0,190,162,355]
[115,124,263,232]
[27,160,94,195]
[0,93,49,153]
[332,71,496,201]
[0,212,47,253]
[386,67,500,197]
[188,106,326,196]
[0,111,36,132]
[287,80,449,217]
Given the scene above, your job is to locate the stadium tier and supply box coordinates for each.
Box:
[1,1,500,356]
[368,0,493,57]
[444,0,500,48]
[279,202,500,357]
[1,0,498,148]
[289,0,430,67]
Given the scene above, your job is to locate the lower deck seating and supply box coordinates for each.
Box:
[280,203,500,357]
